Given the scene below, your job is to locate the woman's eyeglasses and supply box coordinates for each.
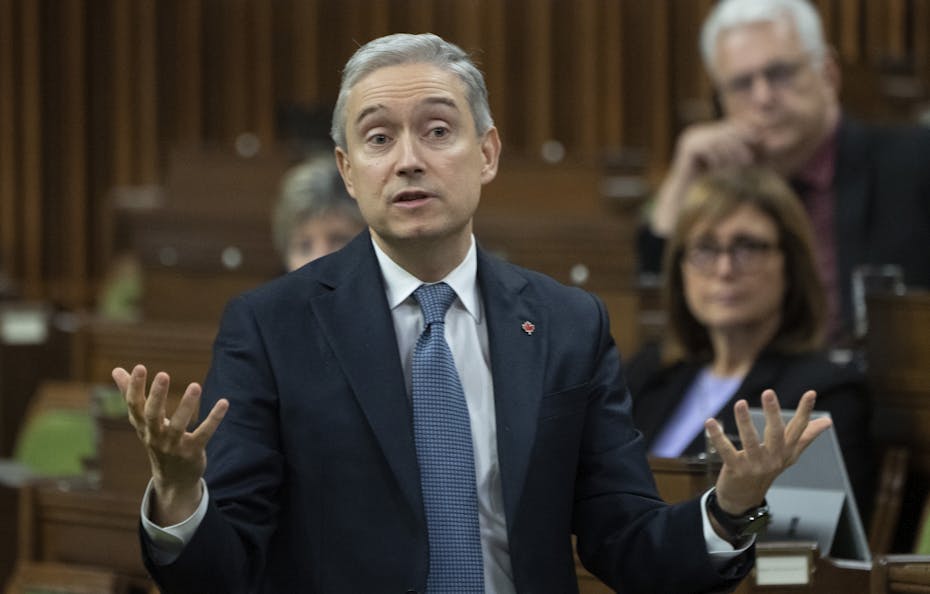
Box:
[684,236,779,275]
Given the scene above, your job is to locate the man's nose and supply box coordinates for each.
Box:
[748,73,776,105]
[395,133,425,176]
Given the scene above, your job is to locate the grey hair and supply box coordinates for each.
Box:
[272,153,364,256]
[700,0,827,79]
[330,33,494,151]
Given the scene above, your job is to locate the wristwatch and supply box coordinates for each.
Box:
[706,488,771,542]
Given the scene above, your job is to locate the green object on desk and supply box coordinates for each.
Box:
[13,409,95,476]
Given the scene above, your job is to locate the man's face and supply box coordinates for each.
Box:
[713,20,839,170]
[335,62,500,256]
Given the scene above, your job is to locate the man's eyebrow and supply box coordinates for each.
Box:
[353,96,460,128]
[354,104,384,128]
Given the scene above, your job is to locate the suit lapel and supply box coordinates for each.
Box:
[310,234,422,516]
[477,250,549,523]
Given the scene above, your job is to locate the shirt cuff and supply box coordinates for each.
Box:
[139,477,209,565]
[700,489,754,564]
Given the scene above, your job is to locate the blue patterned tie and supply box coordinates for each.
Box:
[411,282,484,593]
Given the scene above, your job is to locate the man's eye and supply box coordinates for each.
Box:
[429,127,449,138]
[368,134,388,145]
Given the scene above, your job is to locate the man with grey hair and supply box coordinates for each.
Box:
[642,0,930,344]
[115,32,830,593]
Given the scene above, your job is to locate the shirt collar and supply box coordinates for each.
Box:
[371,236,481,322]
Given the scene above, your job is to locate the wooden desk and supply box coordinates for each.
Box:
[735,542,871,593]
[17,484,148,581]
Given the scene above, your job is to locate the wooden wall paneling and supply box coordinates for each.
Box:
[58,0,89,307]
[837,0,861,63]
[668,0,715,132]
[173,0,204,146]
[482,0,507,144]
[20,0,42,298]
[0,0,18,280]
[601,0,624,151]
[251,0,275,149]
[290,0,321,105]
[916,0,930,75]
[525,0,554,155]
[222,0,250,145]
[136,0,159,183]
[885,0,907,62]
[866,2,889,66]
[110,0,135,187]
[450,0,482,56]
[571,0,599,157]
[648,0,671,178]
[407,0,435,35]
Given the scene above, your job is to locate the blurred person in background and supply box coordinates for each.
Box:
[272,152,365,272]
[639,0,930,344]
[628,166,873,521]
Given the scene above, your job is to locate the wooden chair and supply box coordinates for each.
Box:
[871,555,930,593]
[870,446,911,554]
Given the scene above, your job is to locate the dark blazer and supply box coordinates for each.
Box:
[626,344,873,522]
[638,117,930,338]
[141,232,750,594]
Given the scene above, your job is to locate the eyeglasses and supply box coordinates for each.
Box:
[683,236,779,276]
[719,59,807,99]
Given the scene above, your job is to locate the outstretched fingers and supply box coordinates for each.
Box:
[785,391,832,463]
[191,398,230,448]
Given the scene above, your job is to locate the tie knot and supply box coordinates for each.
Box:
[413,282,457,326]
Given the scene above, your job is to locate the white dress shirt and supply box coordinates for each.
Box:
[141,234,745,588]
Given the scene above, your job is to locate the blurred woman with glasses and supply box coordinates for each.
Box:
[626,166,873,519]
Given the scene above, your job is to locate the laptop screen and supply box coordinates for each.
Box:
[748,408,871,562]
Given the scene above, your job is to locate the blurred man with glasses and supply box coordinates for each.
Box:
[640,0,930,345]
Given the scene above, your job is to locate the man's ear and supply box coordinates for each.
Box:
[479,127,502,186]
[334,147,356,198]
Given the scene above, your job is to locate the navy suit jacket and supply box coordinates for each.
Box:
[143,232,750,594]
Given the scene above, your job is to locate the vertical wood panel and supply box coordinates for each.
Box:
[409,0,434,34]
[574,0,599,155]
[223,0,250,142]
[20,0,42,296]
[649,0,671,175]
[602,0,624,149]
[61,0,88,303]
[865,1,887,65]
[838,0,861,63]
[291,0,320,104]
[483,1,507,140]
[252,1,275,147]
[137,0,158,182]
[526,0,553,152]
[0,0,18,278]
[915,0,930,74]
[886,0,906,60]
[111,0,134,184]
[175,0,203,145]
